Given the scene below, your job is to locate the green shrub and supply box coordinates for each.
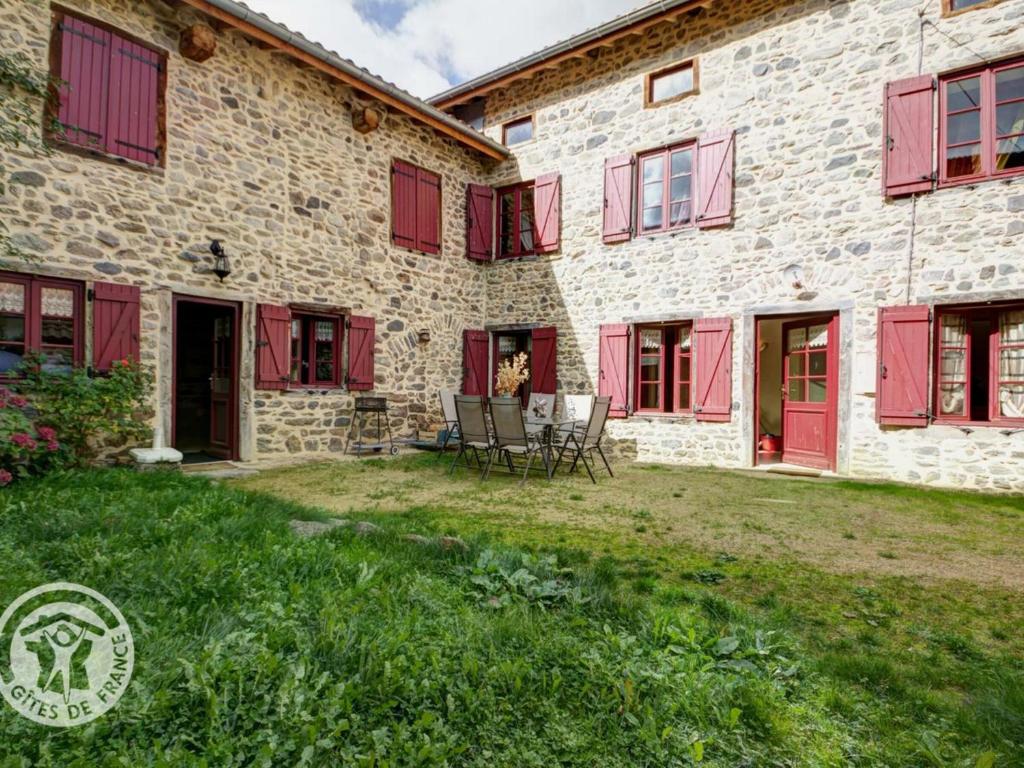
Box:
[8,356,153,469]
[0,386,68,484]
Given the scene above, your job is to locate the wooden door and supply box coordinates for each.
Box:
[781,316,839,470]
[208,313,234,459]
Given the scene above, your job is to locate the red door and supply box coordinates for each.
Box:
[208,314,233,459]
[781,316,839,470]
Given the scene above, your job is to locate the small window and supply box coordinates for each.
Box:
[0,273,83,376]
[634,323,694,414]
[50,10,165,166]
[638,143,696,234]
[502,116,534,146]
[497,181,536,258]
[934,304,1024,423]
[646,60,698,106]
[290,314,342,387]
[940,58,1024,184]
[946,0,1006,13]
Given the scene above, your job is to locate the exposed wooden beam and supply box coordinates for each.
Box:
[175,0,506,159]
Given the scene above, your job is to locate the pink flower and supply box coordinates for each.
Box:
[10,433,36,450]
[0,470,11,486]
[9,396,27,409]
[37,427,56,442]
[46,440,59,452]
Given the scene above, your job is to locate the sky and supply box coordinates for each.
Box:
[242,0,643,99]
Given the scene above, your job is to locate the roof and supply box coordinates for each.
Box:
[176,0,508,160]
[430,0,715,109]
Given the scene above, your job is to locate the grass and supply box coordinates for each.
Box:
[231,454,1024,766]
[0,459,1020,765]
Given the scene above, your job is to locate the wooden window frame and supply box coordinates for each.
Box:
[502,115,535,147]
[47,7,168,169]
[633,322,694,415]
[645,58,699,108]
[497,180,537,259]
[932,302,1024,426]
[0,271,84,379]
[289,311,343,388]
[636,142,697,235]
[938,56,1024,188]
[942,0,1010,17]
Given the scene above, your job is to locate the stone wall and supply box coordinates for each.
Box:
[0,0,494,459]
[476,0,1024,490]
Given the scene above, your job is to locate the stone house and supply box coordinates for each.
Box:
[2,0,1024,490]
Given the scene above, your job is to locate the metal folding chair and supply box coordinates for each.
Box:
[437,389,460,458]
[554,396,613,483]
[448,395,493,475]
[486,397,551,484]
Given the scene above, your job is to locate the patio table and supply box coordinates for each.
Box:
[525,417,577,477]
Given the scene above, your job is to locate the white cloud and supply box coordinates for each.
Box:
[241,0,641,98]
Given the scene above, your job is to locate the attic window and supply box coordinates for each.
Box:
[502,116,534,146]
[646,59,698,107]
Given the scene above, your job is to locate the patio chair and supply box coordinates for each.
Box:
[525,392,554,424]
[485,397,552,484]
[554,395,613,483]
[449,395,493,476]
[557,394,593,442]
[437,389,460,457]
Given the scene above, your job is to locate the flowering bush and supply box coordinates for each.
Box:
[0,386,69,483]
[1,356,153,480]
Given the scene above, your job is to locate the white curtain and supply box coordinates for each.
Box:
[1000,311,1024,418]
[939,315,966,416]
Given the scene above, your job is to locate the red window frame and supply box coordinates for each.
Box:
[502,116,534,146]
[637,143,696,235]
[932,303,1024,425]
[633,323,694,414]
[48,9,166,167]
[497,181,537,259]
[0,272,84,378]
[939,57,1024,187]
[289,312,342,387]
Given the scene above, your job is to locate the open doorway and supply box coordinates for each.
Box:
[492,330,532,403]
[755,313,839,471]
[173,296,240,463]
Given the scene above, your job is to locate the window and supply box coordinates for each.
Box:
[391,160,441,255]
[290,314,342,387]
[0,273,83,376]
[946,0,1007,14]
[498,181,536,258]
[940,59,1024,184]
[638,143,695,233]
[634,323,693,413]
[502,116,534,146]
[646,59,698,106]
[50,10,165,166]
[934,305,1024,423]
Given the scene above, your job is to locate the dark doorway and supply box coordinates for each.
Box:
[173,296,239,462]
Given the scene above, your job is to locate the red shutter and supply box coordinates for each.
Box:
[531,327,557,395]
[534,172,561,254]
[106,33,161,164]
[416,168,441,255]
[256,304,291,390]
[56,14,112,152]
[462,330,489,396]
[883,76,935,197]
[696,129,736,228]
[347,315,375,391]
[92,282,140,373]
[693,317,733,422]
[877,305,931,426]
[392,160,417,250]
[603,155,634,243]
[599,324,630,418]
[466,184,495,261]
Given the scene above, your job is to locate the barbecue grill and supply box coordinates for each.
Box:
[344,396,399,456]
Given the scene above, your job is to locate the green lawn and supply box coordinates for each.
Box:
[0,460,1020,766]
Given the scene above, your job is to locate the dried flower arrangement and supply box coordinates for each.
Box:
[495,352,530,397]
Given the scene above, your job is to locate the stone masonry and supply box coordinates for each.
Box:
[474,0,1024,491]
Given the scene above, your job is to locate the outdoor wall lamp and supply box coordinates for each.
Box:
[210,240,232,282]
